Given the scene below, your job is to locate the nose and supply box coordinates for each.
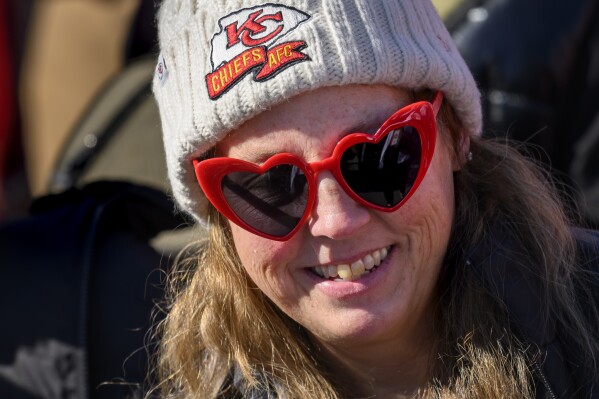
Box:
[307,171,371,239]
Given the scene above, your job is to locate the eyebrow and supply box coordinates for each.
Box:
[335,115,387,142]
[228,110,394,164]
[244,120,383,163]
[251,149,282,163]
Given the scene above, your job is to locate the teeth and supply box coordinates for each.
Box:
[328,265,337,278]
[363,254,375,270]
[372,250,381,266]
[381,247,388,259]
[312,246,391,281]
[351,260,365,276]
[337,264,352,279]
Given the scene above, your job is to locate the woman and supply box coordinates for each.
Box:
[152,0,599,397]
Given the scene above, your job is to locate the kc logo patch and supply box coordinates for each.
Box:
[206,4,311,100]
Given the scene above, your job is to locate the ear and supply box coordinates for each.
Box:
[453,135,470,171]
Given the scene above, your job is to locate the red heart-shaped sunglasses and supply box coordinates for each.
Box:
[193,92,443,241]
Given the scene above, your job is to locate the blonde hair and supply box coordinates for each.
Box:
[151,100,599,398]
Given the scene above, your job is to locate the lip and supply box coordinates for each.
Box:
[302,245,394,299]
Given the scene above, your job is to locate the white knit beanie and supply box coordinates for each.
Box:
[153,0,482,224]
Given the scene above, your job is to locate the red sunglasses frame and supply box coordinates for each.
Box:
[193,92,443,241]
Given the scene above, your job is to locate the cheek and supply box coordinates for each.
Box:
[230,223,281,268]
[391,137,456,260]
[229,223,300,290]
[415,183,454,259]
[419,133,456,224]
[392,188,454,269]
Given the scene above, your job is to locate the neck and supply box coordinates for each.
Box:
[315,328,435,398]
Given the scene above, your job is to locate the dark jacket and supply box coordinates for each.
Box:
[466,226,599,399]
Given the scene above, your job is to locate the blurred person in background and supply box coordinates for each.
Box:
[0,0,148,221]
[451,0,599,225]
[0,0,30,221]
[0,2,188,399]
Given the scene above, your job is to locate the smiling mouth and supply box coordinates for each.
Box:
[310,246,392,282]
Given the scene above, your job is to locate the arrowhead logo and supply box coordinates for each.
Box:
[206,4,311,100]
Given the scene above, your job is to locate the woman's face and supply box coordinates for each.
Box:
[218,85,457,352]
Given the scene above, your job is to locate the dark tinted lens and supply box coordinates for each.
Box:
[221,164,308,237]
[340,126,421,207]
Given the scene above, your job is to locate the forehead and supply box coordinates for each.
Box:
[217,85,412,161]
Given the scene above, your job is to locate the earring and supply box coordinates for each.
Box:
[467,151,473,162]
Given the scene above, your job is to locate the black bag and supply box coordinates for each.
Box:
[0,181,188,399]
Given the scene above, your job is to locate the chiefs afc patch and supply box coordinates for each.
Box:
[206,4,311,100]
